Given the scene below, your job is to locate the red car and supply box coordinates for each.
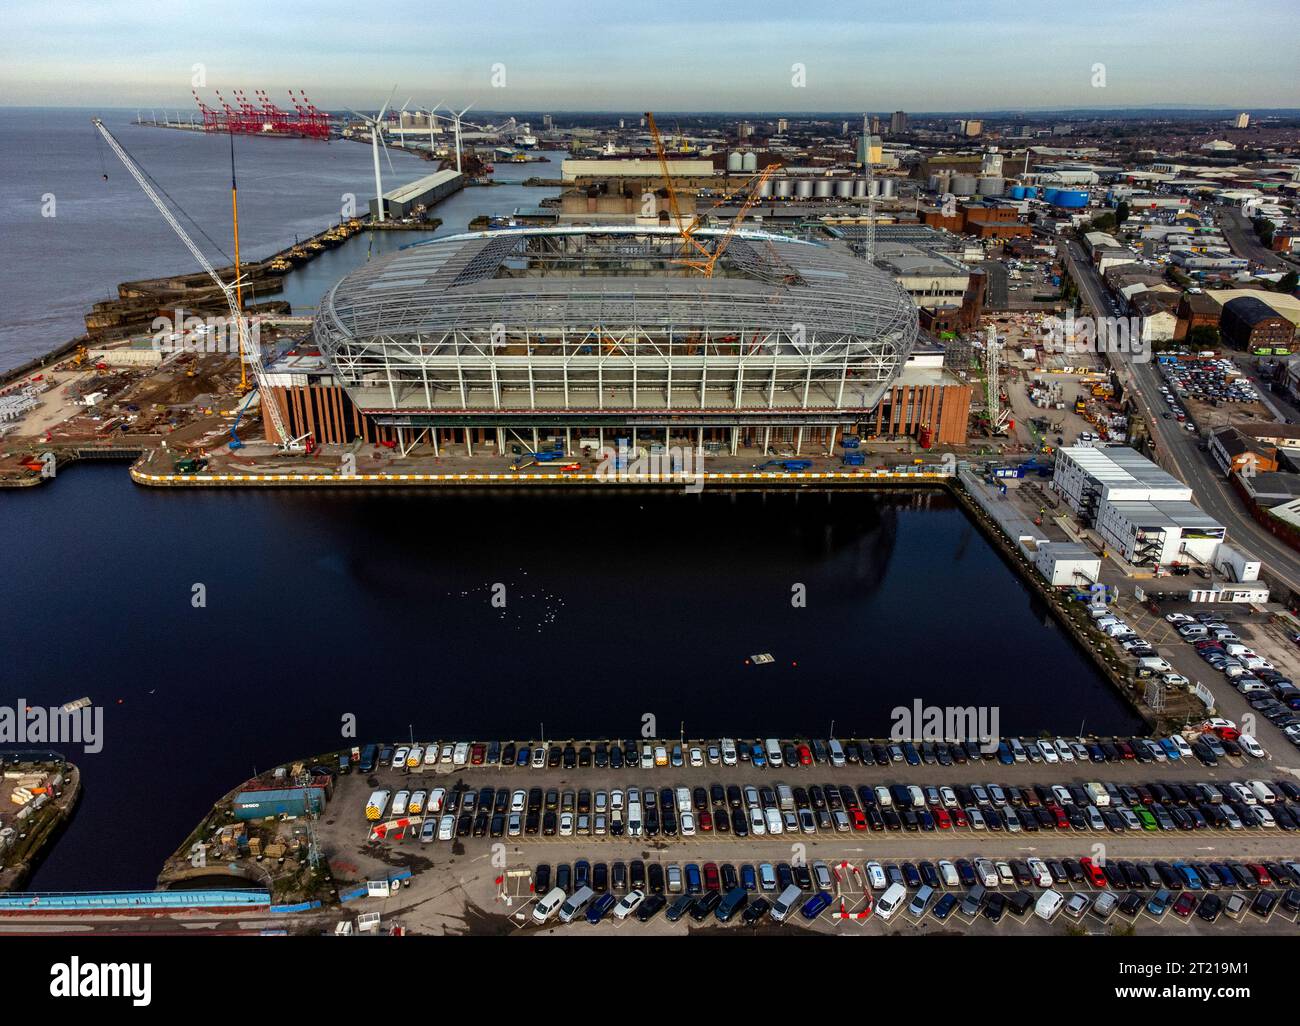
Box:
[1173,892,1199,918]
[950,807,968,829]
[797,745,813,766]
[1248,864,1272,887]
[470,743,486,765]
[1116,741,1136,760]
[1052,807,1070,830]
[934,807,951,830]
[698,811,713,832]
[1080,856,1108,888]
[850,808,867,831]
[703,863,721,892]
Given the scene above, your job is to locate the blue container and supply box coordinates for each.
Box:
[1052,189,1089,208]
[1009,186,1025,199]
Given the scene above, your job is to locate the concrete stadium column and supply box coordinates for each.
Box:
[532,428,539,451]
[762,426,771,454]
[565,427,572,454]
[827,425,838,452]
[497,428,505,452]
[432,430,440,457]
[730,427,738,456]
[465,429,473,457]
[795,427,803,454]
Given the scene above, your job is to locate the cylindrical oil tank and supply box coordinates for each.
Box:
[852,179,867,197]
[726,151,743,173]
[1044,188,1059,204]
[758,177,774,198]
[1008,185,1026,200]
[774,179,794,198]
[951,174,977,195]
[918,424,934,450]
[1052,189,1090,208]
[814,179,833,198]
[741,152,757,172]
[881,179,896,198]
[835,179,854,198]
[977,176,1004,197]
[794,179,814,198]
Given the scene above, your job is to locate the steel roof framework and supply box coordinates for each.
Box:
[313,226,918,420]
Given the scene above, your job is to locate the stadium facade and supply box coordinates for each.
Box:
[267,225,926,456]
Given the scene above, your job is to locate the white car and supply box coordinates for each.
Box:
[1038,741,1060,764]
[508,813,522,836]
[748,807,766,835]
[428,788,446,813]
[510,789,526,813]
[689,747,703,767]
[452,742,469,766]
[438,814,455,841]
[938,860,959,888]
[721,739,738,766]
[675,787,691,813]
[1171,735,1194,759]
[874,785,892,807]
[744,786,760,808]
[613,889,644,921]
[1051,784,1072,806]
[1028,858,1053,888]
[1238,734,1265,759]
[940,786,958,808]
[967,807,986,830]
[423,745,440,766]
[1228,782,1257,806]
[392,746,409,768]
[680,811,696,836]
[1054,739,1074,763]
[866,862,888,890]
[976,859,999,888]
[559,812,574,836]
[764,808,783,835]
[610,789,624,811]
[1165,613,1195,624]
[440,743,455,764]
[594,791,608,814]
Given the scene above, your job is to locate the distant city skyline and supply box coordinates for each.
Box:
[3,0,1298,111]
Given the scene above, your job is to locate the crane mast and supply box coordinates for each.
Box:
[91,117,295,450]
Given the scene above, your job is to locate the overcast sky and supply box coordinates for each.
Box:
[3,0,1298,112]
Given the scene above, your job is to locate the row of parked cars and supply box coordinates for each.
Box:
[526,852,1300,929]
[368,772,1300,841]
[369,730,1247,778]
[1161,356,1258,408]
[1165,611,1300,749]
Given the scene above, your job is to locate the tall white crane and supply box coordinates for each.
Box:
[91,117,297,450]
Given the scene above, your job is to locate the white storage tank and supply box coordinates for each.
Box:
[726,152,743,173]
[951,174,978,195]
[758,178,775,198]
[977,176,1005,196]
[741,152,758,172]
[794,180,814,198]
[868,179,881,198]
[834,179,854,198]
[774,179,794,198]
[881,179,896,198]
[852,179,867,197]
[814,179,833,198]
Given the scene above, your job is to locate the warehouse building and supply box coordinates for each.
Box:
[370,170,465,220]
[1220,296,1295,354]
[232,786,327,821]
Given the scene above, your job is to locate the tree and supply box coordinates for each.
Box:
[1115,200,1130,227]
[1277,270,1298,295]
[1189,325,1220,347]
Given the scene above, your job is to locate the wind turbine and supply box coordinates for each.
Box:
[349,87,397,222]
[452,104,473,174]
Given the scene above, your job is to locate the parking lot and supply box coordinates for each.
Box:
[316,735,1300,935]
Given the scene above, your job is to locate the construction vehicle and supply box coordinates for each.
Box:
[841,453,866,466]
[173,456,209,474]
[1074,397,1087,415]
[753,459,813,472]
[92,118,299,452]
[645,111,780,278]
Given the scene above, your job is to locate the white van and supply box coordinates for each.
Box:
[764,738,783,766]
[626,801,643,837]
[533,887,567,924]
[1034,889,1064,922]
[558,886,595,924]
[770,884,804,922]
[1085,782,1111,808]
[875,883,908,921]
[1138,656,1173,674]
[1248,780,1277,805]
[827,739,846,768]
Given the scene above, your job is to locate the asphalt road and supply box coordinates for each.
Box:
[1219,207,1297,274]
[1061,240,1300,595]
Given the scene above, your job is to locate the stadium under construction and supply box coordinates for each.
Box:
[263,225,963,457]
